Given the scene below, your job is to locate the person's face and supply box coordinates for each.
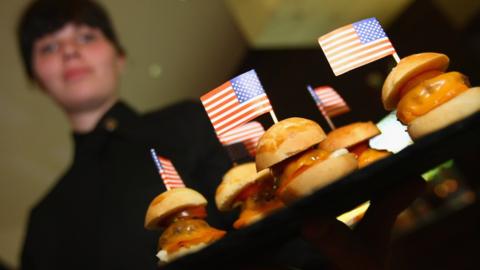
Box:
[32,23,125,113]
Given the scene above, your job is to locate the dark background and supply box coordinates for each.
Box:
[236,0,480,131]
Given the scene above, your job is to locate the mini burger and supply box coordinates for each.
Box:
[256,117,358,204]
[144,188,226,263]
[318,121,391,168]
[382,52,480,140]
[215,162,284,229]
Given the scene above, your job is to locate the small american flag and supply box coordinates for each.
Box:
[308,86,350,118]
[217,121,265,157]
[318,17,396,76]
[150,149,185,190]
[201,70,272,136]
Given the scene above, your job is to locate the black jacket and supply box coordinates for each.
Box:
[21,101,233,270]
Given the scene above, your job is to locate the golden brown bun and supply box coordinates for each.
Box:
[256,117,326,171]
[408,87,480,140]
[382,52,449,110]
[318,122,380,151]
[279,153,358,204]
[215,162,273,211]
[144,188,207,230]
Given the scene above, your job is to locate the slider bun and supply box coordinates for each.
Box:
[382,52,449,110]
[319,122,380,151]
[279,153,358,204]
[215,162,273,211]
[157,242,208,263]
[408,87,480,140]
[256,117,326,171]
[145,188,207,230]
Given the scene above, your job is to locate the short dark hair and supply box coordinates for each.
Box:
[17,0,125,80]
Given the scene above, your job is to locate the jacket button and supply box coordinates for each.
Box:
[104,117,118,132]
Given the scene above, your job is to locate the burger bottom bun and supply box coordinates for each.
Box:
[157,242,207,263]
[279,153,358,204]
[408,87,480,140]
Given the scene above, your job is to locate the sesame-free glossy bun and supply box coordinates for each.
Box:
[255,117,326,171]
[319,122,380,151]
[382,52,449,110]
[279,152,358,204]
[215,162,273,211]
[144,188,207,230]
[408,87,480,140]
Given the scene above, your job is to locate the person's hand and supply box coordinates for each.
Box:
[302,176,426,270]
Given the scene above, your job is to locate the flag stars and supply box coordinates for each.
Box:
[353,18,387,44]
[231,70,265,103]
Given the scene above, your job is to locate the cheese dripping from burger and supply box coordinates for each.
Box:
[144,188,226,263]
[215,162,284,229]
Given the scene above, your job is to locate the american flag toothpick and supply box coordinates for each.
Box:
[307,85,350,130]
[201,69,276,137]
[150,149,185,190]
[318,17,398,76]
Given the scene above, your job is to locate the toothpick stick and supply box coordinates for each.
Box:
[393,53,401,64]
[269,110,279,124]
[323,112,336,130]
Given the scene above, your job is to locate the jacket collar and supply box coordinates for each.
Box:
[72,101,139,156]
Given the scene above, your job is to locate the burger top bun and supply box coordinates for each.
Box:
[318,121,380,151]
[255,117,327,171]
[215,162,272,211]
[382,52,449,110]
[145,188,207,230]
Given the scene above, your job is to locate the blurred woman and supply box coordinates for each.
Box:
[17,1,232,269]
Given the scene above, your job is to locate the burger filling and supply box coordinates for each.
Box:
[158,207,226,255]
[232,178,284,229]
[357,148,391,168]
[159,206,207,227]
[275,148,332,195]
[397,71,470,124]
[347,141,391,168]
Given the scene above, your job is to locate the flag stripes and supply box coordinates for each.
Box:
[150,149,185,190]
[201,70,272,136]
[217,121,265,156]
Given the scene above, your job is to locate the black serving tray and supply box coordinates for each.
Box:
[161,112,480,270]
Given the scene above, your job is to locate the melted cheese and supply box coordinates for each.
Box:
[233,178,284,229]
[159,219,225,253]
[233,196,284,229]
[357,148,391,168]
[397,72,469,124]
[277,148,331,194]
[347,142,390,168]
